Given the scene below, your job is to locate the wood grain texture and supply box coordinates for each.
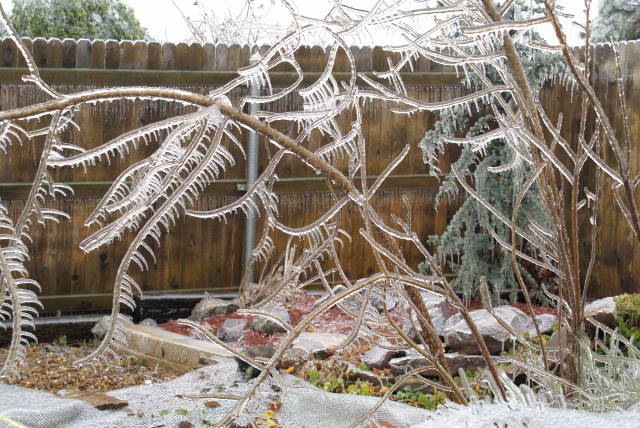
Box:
[0,38,633,313]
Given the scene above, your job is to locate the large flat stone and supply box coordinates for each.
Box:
[251,306,290,334]
[290,332,347,359]
[117,324,233,373]
[362,346,405,369]
[443,306,534,355]
[411,291,451,336]
[388,350,486,376]
[191,297,239,322]
[535,313,557,335]
[217,318,250,342]
[585,297,617,328]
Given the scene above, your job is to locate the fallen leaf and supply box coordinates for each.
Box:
[269,400,283,411]
[261,410,276,419]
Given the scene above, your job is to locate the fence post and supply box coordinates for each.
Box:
[243,52,261,280]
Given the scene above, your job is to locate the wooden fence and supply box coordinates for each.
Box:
[556,41,640,298]
[0,37,637,314]
[0,38,466,314]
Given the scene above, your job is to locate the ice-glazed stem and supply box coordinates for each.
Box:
[545,0,640,244]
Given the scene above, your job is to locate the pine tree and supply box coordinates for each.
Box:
[419,2,563,302]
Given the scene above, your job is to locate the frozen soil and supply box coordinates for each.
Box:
[0,341,181,393]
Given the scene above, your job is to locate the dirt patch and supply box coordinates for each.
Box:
[1,342,181,393]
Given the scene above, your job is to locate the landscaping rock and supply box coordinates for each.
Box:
[369,289,400,312]
[410,291,450,336]
[347,364,393,386]
[191,297,239,322]
[290,332,347,359]
[445,353,487,375]
[139,318,157,327]
[236,344,276,379]
[547,328,569,350]
[388,352,429,376]
[313,285,347,310]
[251,306,290,334]
[362,346,405,370]
[313,285,365,313]
[534,313,557,335]
[91,315,111,338]
[246,344,276,360]
[388,350,486,376]
[217,318,250,342]
[443,306,535,355]
[584,297,617,328]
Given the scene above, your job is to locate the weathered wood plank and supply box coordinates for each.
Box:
[32,37,48,67]
[62,38,76,68]
[105,39,120,69]
[90,40,106,68]
[76,39,91,68]
[147,41,162,70]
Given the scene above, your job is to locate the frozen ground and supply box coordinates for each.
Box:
[0,357,428,428]
[3,357,640,427]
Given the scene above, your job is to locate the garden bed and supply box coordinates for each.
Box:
[158,293,556,346]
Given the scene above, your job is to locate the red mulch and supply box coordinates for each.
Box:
[159,313,252,337]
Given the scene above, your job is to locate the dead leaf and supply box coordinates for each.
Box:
[269,400,283,411]
[261,410,276,419]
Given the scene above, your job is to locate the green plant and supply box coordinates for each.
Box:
[159,408,188,417]
[614,294,640,347]
[357,362,370,371]
[308,369,320,384]
[53,335,67,346]
[321,378,344,393]
[453,370,480,382]
[346,381,375,396]
[302,363,449,409]
[393,385,447,410]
